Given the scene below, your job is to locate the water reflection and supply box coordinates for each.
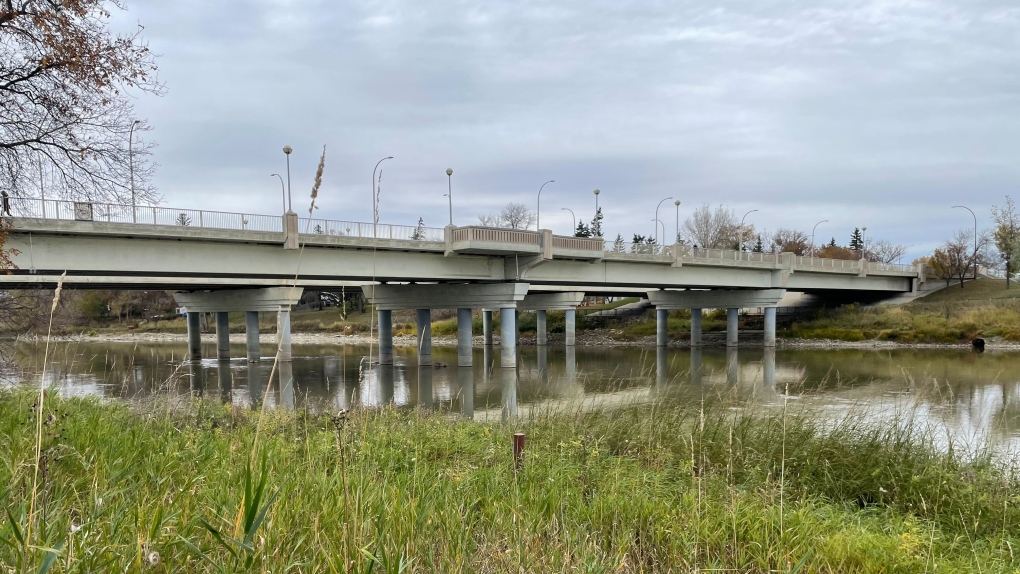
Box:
[8,340,1020,454]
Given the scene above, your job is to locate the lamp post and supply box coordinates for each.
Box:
[673,199,681,244]
[536,180,554,230]
[592,188,601,236]
[654,197,674,246]
[952,205,978,280]
[561,207,575,234]
[652,218,665,247]
[740,209,758,251]
[372,156,393,230]
[445,168,453,226]
[861,226,868,259]
[282,145,293,213]
[129,119,140,222]
[810,219,828,257]
[270,174,286,212]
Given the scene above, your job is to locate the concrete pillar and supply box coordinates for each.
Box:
[515,310,520,346]
[418,365,434,411]
[245,311,260,362]
[483,310,493,345]
[690,308,703,347]
[186,312,202,360]
[457,308,473,367]
[246,362,264,406]
[278,308,293,362]
[656,346,668,389]
[482,343,493,384]
[690,347,703,385]
[656,308,668,347]
[458,367,474,420]
[764,307,777,348]
[378,364,395,406]
[537,345,548,383]
[726,347,739,386]
[565,346,577,382]
[217,360,232,404]
[279,361,295,409]
[564,308,576,346]
[536,310,548,346]
[726,308,739,348]
[499,307,517,368]
[188,359,206,396]
[415,308,432,366]
[501,367,518,421]
[378,310,393,365]
[215,312,230,360]
[763,348,776,388]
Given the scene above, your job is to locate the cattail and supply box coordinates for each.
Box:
[309,145,326,211]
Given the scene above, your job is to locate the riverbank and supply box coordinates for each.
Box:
[2,390,1017,572]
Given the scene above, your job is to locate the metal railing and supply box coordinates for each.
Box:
[299,218,444,242]
[864,261,917,273]
[689,248,780,263]
[795,255,860,270]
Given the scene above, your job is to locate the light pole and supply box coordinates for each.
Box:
[674,199,681,244]
[592,188,601,236]
[129,119,139,222]
[282,145,293,213]
[561,207,575,234]
[652,218,665,248]
[740,209,758,251]
[372,156,393,229]
[861,226,868,259]
[654,197,674,246]
[536,180,554,230]
[445,168,453,226]
[270,174,286,212]
[810,219,828,257]
[952,205,978,280]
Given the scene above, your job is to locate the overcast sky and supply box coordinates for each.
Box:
[112,1,1020,260]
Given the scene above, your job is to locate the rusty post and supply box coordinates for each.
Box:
[513,432,525,470]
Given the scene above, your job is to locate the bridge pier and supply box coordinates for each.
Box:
[656,308,668,347]
[278,308,293,362]
[500,307,517,368]
[215,312,231,360]
[378,310,393,365]
[415,308,432,366]
[186,312,202,360]
[764,307,777,347]
[482,310,493,345]
[535,310,547,346]
[726,308,739,347]
[690,309,702,347]
[245,311,260,362]
[565,309,576,346]
[457,308,473,367]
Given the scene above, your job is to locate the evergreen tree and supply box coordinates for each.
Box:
[828,237,837,248]
[574,221,592,238]
[752,235,763,253]
[590,207,604,237]
[612,234,626,253]
[849,228,864,251]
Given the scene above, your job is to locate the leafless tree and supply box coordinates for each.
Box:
[766,228,810,255]
[1,1,164,207]
[478,202,537,230]
[864,240,908,264]
[682,204,746,249]
[942,229,994,288]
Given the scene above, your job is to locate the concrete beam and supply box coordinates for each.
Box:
[173,287,304,313]
[516,291,585,311]
[647,289,786,310]
[362,283,529,310]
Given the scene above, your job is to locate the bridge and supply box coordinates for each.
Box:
[2,197,929,370]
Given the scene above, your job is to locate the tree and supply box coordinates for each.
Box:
[410,217,426,240]
[815,244,859,260]
[849,228,864,252]
[1,1,164,205]
[752,235,763,253]
[828,237,837,248]
[942,229,993,288]
[590,207,603,237]
[929,248,957,288]
[477,202,536,230]
[611,234,625,252]
[574,221,591,238]
[768,227,810,255]
[992,196,1020,288]
[865,240,908,264]
[681,204,742,249]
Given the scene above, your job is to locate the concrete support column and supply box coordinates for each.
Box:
[378,310,393,365]
[458,367,474,420]
[690,308,703,347]
[501,367,518,421]
[690,347,703,386]
[245,311,260,362]
[418,365,434,411]
[564,308,576,346]
[186,312,202,360]
[763,307,777,348]
[656,346,668,389]
[482,310,494,345]
[763,348,776,388]
[278,308,293,362]
[726,308,739,347]
[726,347,739,386]
[457,308,473,367]
[536,310,548,346]
[215,312,230,360]
[656,308,668,347]
[499,307,517,368]
[415,308,432,366]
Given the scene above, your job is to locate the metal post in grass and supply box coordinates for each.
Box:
[513,432,525,469]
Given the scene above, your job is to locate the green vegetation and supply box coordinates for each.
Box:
[2,391,1018,572]
[920,278,1020,302]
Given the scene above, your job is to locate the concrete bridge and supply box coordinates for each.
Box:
[3,197,929,370]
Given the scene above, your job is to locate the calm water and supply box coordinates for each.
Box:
[5,339,1020,456]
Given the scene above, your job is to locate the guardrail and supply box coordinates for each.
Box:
[452,227,541,245]
[552,236,604,251]
[299,218,445,242]
[690,248,780,263]
[795,255,859,270]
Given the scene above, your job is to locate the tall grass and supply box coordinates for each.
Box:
[1,390,1017,572]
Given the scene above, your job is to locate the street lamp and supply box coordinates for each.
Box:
[372,156,393,229]
[445,168,453,226]
[654,197,674,246]
[282,145,293,213]
[561,207,575,234]
[810,219,828,257]
[952,205,978,280]
[861,226,868,259]
[651,218,665,247]
[536,180,554,230]
[592,188,601,236]
[129,119,140,222]
[270,174,286,212]
[673,199,681,244]
[740,209,758,251]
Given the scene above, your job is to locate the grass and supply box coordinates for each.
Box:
[1,390,1018,572]
[921,278,1020,302]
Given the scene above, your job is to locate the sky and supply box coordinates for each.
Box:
[110,0,1020,261]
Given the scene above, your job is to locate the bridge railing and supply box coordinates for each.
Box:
[298,218,445,242]
[865,261,916,273]
[689,248,780,263]
[794,255,859,270]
